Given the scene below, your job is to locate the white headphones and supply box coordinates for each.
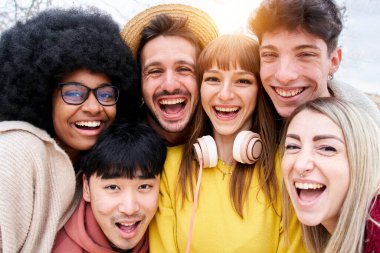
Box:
[193,130,262,167]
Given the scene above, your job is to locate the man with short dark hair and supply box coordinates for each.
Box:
[122,4,218,146]
[53,122,166,253]
[249,0,380,124]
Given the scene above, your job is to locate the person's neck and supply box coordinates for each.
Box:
[146,115,189,147]
[54,138,80,163]
[213,133,235,165]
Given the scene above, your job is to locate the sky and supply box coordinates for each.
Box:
[6,0,380,94]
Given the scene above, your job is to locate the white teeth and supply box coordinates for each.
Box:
[160,98,185,105]
[119,222,136,227]
[295,182,324,190]
[76,121,101,127]
[275,88,304,97]
[214,106,239,112]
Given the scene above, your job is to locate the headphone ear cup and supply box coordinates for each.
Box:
[233,131,262,164]
[193,135,218,168]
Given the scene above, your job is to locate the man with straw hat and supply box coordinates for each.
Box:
[121,4,218,146]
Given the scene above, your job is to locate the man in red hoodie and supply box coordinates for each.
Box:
[53,122,166,253]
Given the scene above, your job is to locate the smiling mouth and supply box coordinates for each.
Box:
[274,87,304,98]
[214,106,240,118]
[295,182,326,202]
[116,220,141,233]
[159,98,186,114]
[75,121,102,130]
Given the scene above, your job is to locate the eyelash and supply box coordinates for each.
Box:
[105,185,119,190]
[319,145,337,152]
[204,76,219,82]
[238,79,252,84]
[285,144,299,150]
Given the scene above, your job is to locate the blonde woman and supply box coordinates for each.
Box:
[281,97,380,253]
[149,34,305,252]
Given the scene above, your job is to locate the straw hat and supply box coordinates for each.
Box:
[121,3,219,59]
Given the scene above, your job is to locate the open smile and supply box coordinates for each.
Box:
[158,97,187,119]
[116,220,142,239]
[75,120,102,130]
[213,106,240,120]
[294,181,326,205]
[274,87,305,98]
[72,120,107,137]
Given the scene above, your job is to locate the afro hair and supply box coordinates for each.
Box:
[0,7,141,136]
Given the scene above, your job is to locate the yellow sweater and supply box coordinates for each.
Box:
[149,145,305,253]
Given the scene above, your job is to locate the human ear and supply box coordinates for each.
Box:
[329,47,342,75]
[82,174,91,202]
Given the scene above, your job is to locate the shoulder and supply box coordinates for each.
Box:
[369,195,380,222]
[0,121,54,145]
[0,122,48,160]
[329,80,380,125]
[162,145,185,180]
[0,121,60,160]
[0,121,71,177]
[165,145,185,165]
[364,196,380,253]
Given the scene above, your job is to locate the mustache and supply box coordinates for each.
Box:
[153,89,190,99]
[112,213,145,223]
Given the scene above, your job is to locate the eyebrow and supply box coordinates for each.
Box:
[204,69,219,74]
[260,44,321,51]
[294,44,321,51]
[260,45,276,51]
[204,69,254,76]
[143,60,195,72]
[286,133,344,143]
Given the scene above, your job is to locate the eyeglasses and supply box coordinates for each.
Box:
[57,82,119,106]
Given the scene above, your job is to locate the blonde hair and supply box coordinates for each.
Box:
[177,34,278,216]
[281,97,380,252]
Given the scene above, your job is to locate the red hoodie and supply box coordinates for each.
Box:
[53,198,149,253]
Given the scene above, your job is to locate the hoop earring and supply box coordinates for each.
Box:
[328,73,334,81]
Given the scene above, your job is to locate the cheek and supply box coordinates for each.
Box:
[52,101,74,136]
[142,191,160,216]
[186,78,198,97]
[142,83,155,103]
[200,86,211,108]
[92,197,116,215]
[104,106,116,122]
[246,91,258,109]
[337,163,350,195]
[259,64,273,80]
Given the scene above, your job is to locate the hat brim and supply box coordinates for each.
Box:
[121,4,219,59]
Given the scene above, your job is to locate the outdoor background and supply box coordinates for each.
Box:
[1,0,379,101]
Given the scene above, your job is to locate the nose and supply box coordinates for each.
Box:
[161,70,181,93]
[81,92,103,114]
[293,150,314,177]
[274,57,298,85]
[118,193,140,215]
[218,81,234,101]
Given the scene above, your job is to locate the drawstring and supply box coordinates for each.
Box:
[185,160,203,253]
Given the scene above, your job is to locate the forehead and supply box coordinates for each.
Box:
[261,27,328,52]
[288,110,342,137]
[140,35,197,66]
[90,172,160,182]
[60,69,111,86]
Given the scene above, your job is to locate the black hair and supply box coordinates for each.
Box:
[0,8,141,136]
[249,0,345,55]
[81,121,167,180]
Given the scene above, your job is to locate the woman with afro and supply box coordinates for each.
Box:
[0,7,140,253]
